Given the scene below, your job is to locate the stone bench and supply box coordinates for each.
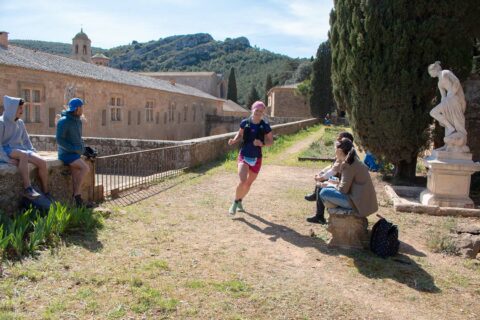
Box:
[0,152,94,214]
[326,207,369,249]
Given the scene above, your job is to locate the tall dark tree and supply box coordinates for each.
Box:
[330,0,475,180]
[246,85,260,109]
[264,74,273,104]
[227,67,238,103]
[310,41,334,118]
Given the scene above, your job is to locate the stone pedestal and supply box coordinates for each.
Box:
[420,151,480,208]
[327,210,369,249]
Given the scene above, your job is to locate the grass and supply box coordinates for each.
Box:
[299,126,347,159]
[0,204,103,260]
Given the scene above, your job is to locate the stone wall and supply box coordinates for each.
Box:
[187,118,320,167]
[0,65,222,141]
[30,135,178,156]
[268,88,312,118]
[464,78,480,162]
[0,153,94,214]
[205,115,312,136]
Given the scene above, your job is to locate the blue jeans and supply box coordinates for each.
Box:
[319,187,352,209]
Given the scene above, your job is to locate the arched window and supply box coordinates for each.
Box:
[75,45,79,54]
[83,45,87,55]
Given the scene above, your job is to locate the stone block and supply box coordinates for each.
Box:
[327,210,369,249]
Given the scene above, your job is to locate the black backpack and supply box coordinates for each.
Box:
[370,216,399,258]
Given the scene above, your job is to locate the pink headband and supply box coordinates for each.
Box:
[252,101,266,111]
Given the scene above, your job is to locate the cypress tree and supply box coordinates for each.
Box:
[330,0,474,180]
[310,41,334,118]
[227,67,238,103]
[246,85,260,109]
[264,74,273,104]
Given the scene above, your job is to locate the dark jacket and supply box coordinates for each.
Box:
[56,111,84,158]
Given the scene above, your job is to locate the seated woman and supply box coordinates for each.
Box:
[319,138,378,217]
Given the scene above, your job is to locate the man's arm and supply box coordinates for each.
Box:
[20,122,36,152]
[0,123,11,163]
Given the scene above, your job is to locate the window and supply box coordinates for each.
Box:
[192,104,197,122]
[156,112,160,124]
[20,87,42,123]
[83,45,87,55]
[177,112,180,124]
[168,102,176,122]
[137,110,141,125]
[110,96,122,121]
[184,105,188,121]
[164,112,167,124]
[145,100,154,122]
[128,110,132,125]
[48,108,56,128]
[75,45,79,54]
[102,110,106,126]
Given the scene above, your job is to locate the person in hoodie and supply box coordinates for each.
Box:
[56,98,90,207]
[0,95,51,200]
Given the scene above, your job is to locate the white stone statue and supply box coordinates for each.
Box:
[428,61,469,153]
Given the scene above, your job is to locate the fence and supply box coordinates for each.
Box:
[94,144,191,201]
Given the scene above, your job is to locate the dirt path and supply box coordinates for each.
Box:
[2,129,480,320]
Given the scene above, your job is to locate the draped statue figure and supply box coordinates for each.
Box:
[428,61,469,153]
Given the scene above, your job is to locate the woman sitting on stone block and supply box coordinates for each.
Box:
[319,138,378,217]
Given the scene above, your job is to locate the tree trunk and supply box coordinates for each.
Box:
[394,156,417,182]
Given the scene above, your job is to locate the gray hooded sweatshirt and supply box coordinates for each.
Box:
[0,96,36,163]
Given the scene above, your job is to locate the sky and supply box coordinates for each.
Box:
[0,0,333,58]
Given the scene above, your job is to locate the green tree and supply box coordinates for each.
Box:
[330,0,475,180]
[310,41,334,118]
[264,74,273,104]
[295,79,312,108]
[246,85,260,109]
[227,67,238,103]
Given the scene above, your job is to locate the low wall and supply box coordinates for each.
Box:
[30,136,178,156]
[206,115,312,136]
[187,118,320,167]
[0,152,94,214]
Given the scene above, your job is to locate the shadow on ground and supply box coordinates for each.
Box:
[234,211,440,293]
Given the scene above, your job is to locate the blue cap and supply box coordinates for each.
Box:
[67,98,84,112]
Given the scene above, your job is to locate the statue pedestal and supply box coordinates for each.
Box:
[420,151,480,208]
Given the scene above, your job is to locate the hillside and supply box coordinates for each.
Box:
[10,34,303,105]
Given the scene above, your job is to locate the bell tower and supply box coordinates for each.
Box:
[72,28,91,63]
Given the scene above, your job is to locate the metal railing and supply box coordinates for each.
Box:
[94,144,191,201]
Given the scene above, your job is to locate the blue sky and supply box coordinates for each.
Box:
[0,0,333,58]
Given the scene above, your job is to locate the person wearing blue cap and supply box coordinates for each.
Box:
[1,95,52,200]
[56,97,90,207]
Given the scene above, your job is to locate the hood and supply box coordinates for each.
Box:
[61,110,80,119]
[3,95,21,121]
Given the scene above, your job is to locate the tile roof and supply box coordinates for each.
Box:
[222,99,250,113]
[138,71,217,77]
[0,45,222,101]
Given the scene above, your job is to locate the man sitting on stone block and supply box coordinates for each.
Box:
[304,131,354,224]
[0,95,51,200]
[56,98,91,207]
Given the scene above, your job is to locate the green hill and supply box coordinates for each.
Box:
[10,34,303,105]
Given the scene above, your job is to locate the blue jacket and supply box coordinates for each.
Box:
[0,96,36,163]
[56,111,84,159]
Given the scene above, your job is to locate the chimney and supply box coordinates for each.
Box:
[170,79,176,86]
[0,31,8,49]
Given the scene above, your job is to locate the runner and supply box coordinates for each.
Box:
[227,101,273,215]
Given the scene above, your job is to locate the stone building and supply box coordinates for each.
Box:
[267,84,312,118]
[138,71,227,99]
[0,31,223,140]
[91,53,110,67]
[72,29,92,63]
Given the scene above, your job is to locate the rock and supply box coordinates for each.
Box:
[452,233,480,259]
[453,224,480,235]
[93,207,112,218]
[327,213,369,249]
